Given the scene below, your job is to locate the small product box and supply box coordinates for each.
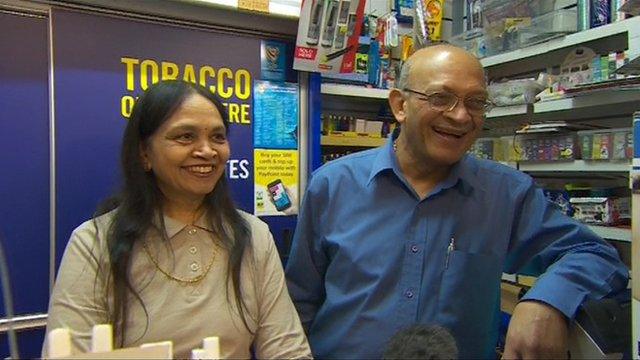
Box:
[364,120,383,137]
[580,132,593,159]
[501,136,523,162]
[612,128,633,160]
[559,134,576,160]
[570,197,619,225]
[517,134,577,162]
[470,138,495,160]
[594,132,612,160]
[579,130,613,160]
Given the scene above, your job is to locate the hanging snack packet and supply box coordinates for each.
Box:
[425,0,443,41]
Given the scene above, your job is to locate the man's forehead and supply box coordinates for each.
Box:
[408,73,487,92]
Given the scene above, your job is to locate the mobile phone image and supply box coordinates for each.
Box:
[333,26,347,50]
[337,0,350,24]
[306,0,325,45]
[267,179,292,211]
[321,0,339,47]
[346,13,357,36]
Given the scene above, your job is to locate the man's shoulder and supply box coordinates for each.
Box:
[466,156,533,190]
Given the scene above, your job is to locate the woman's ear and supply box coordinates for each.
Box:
[388,89,408,125]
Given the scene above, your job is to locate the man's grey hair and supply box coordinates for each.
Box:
[396,57,414,90]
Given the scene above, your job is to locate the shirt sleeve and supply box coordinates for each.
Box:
[284,176,328,331]
[42,220,110,357]
[504,177,629,319]
[251,225,312,359]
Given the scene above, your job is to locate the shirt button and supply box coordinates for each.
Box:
[188,228,197,235]
[410,245,419,253]
[190,262,200,272]
[405,289,414,299]
[189,246,198,254]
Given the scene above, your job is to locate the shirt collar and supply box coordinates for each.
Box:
[367,137,398,186]
[154,211,213,239]
[366,137,483,196]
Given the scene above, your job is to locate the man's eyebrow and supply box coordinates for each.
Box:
[437,85,488,98]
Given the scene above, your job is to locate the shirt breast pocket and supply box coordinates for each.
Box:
[437,250,502,338]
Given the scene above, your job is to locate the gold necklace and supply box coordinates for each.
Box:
[141,239,217,284]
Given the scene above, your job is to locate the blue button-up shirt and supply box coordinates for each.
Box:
[285,138,628,359]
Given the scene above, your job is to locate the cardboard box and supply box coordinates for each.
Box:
[293,0,366,73]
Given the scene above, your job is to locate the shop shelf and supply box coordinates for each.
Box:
[321,84,389,99]
[481,16,640,68]
[518,160,631,172]
[321,135,387,147]
[588,225,632,242]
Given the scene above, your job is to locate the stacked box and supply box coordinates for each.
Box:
[570,196,631,225]
[520,134,576,161]
[579,129,633,160]
[469,138,495,160]
[612,129,634,160]
[570,197,615,225]
[500,136,524,162]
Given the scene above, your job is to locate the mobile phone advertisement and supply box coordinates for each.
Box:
[254,150,299,216]
[253,81,299,216]
[293,0,366,73]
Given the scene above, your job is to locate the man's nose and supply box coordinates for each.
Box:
[446,100,473,123]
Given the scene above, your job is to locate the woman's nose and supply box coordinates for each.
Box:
[193,141,217,158]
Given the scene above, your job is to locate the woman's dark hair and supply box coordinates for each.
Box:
[95,80,252,345]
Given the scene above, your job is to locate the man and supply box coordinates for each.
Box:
[285,45,629,359]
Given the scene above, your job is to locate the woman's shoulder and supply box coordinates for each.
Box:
[236,209,269,234]
[68,209,118,248]
[74,209,117,232]
[235,210,275,253]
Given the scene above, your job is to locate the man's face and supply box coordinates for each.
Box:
[399,58,487,167]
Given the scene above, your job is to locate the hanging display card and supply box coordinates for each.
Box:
[253,80,298,149]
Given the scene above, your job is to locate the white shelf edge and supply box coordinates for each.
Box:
[481,17,640,68]
[321,84,390,99]
[588,225,631,242]
[535,89,640,113]
[519,160,631,172]
[485,89,640,120]
[486,104,527,118]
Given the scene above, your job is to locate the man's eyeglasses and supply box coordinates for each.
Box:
[403,88,494,116]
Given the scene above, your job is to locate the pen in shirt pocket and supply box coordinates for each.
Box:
[445,237,455,269]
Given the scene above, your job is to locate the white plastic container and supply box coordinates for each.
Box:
[518,8,578,47]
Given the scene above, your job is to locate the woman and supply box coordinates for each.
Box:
[44,80,311,358]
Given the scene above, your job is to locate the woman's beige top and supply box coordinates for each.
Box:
[44,210,311,359]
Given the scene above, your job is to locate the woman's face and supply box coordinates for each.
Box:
[141,92,230,205]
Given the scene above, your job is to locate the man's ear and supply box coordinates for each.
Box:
[388,89,407,125]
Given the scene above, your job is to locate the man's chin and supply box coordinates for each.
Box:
[431,151,466,166]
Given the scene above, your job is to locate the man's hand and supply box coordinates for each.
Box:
[502,301,569,359]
